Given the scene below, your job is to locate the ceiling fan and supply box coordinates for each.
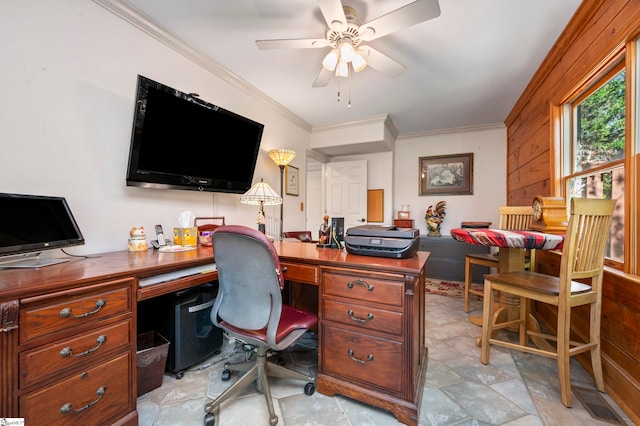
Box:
[256,0,441,87]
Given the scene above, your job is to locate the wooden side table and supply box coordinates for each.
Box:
[393,218,414,228]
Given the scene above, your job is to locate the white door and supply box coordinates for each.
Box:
[326,160,367,231]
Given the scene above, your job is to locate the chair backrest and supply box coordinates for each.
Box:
[560,198,616,285]
[498,206,534,230]
[211,225,284,346]
[283,231,313,242]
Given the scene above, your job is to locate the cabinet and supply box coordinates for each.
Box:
[393,218,415,228]
[18,278,135,425]
[419,235,490,282]
[318,265,426,426]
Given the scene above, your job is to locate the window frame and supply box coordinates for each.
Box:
[555,46,637,272]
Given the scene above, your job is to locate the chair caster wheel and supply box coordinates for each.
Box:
[304,382,316,395]
[175,371,184,380]
[221,369,231,381]
[204,412,215,426]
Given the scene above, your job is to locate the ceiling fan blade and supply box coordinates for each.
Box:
[318,0,347,32]
[256,38,330,50]
[312,68,333,87]
[360,46,406,77]
[358,0,441,42]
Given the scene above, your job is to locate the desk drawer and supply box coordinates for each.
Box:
[323,272,404,307]
[322,325,403,394]
[323,299,403,336]
[281,262,318,285]
[20,351,133,425]
[20,278,133,344]
[20,318,133,388]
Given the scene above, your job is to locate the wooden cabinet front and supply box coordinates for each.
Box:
[319,266,426,426]
[16,277,136,424]
[20,352,133,425]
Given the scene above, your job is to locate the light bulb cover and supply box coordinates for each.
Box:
[240,179,282,206]
[335,59,349,77]
[351,52,367,72]
[339,40,356,62]
[322,49,339,71]
[268,148,296,167]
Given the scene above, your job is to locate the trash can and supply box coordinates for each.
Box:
[137,331,170,396]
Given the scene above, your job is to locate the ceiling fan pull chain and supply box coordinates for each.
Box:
[348,69,352,109]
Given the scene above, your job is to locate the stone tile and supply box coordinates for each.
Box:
[216,393,284,426]
[490,378,538,415]
[280,393,351,425]
[336,395,404,425]
[418,386,471,425]
[441,381,527,424]
[139,291,631,426]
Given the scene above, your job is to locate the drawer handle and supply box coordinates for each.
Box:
[347,309,374,322]
[347,349,374,364]
[59,299,106,319]
[60,335,107,358]
[347,279,374,292]
[60,385,107,414]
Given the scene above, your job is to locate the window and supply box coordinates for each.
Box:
[562,63,626,264]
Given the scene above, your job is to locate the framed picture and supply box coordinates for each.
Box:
[286,165,299,196]
[419,153,473,196]
[398,211,411,219]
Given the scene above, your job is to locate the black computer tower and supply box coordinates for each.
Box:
[331,217,344,248]
[138,282,223,376]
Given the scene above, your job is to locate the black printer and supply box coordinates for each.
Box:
[345,225,420,259]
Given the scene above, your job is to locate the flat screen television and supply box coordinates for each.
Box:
[126,75,264,193]
[0,193,85,268]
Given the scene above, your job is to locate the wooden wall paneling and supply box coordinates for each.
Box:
[505,2,640,418]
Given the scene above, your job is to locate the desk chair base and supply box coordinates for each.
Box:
[204,345,315,426]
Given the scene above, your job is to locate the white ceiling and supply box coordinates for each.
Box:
[115,0,582,138]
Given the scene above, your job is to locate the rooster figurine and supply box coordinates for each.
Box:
[425,201,447,236]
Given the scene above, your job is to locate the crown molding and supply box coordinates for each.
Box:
[92,0,311,132]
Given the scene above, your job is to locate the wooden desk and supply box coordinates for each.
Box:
[0,243,429,426]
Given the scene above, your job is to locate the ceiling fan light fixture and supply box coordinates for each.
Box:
[339,40,356,62]
[335,58,349,77]
[351,52,367,72]
[322,49,339,71]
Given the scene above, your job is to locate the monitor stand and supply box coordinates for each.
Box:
[0,252,70,269]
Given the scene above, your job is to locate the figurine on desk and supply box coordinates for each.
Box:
[318,214,330,245]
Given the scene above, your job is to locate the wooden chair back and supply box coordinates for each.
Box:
[558,197,616,298]
[498,205,534,230]
[463,205,535,312]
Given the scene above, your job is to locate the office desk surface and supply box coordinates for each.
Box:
[0,242,429,426]
[0,243,429,300]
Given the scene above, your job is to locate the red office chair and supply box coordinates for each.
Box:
[204,225,317,426]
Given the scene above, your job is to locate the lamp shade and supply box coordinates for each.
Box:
[351,52,367,73]
[240,179,282,206]
[268,149,296,167]
[322,49,339,72]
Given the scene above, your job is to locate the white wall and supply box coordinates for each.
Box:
[0,1,310,255]
[394,126,507,236]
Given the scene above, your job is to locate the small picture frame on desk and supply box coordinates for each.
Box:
[398,211,410,219]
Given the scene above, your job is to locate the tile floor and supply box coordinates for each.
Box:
[137,292,633,426]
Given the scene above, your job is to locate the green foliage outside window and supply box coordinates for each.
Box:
[575,70,625,173]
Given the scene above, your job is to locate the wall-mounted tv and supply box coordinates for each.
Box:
[0,193,85,268]
[126,75,264,193]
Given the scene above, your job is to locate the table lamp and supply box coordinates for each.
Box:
[240,178,282,234]
[268,148,296,238]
